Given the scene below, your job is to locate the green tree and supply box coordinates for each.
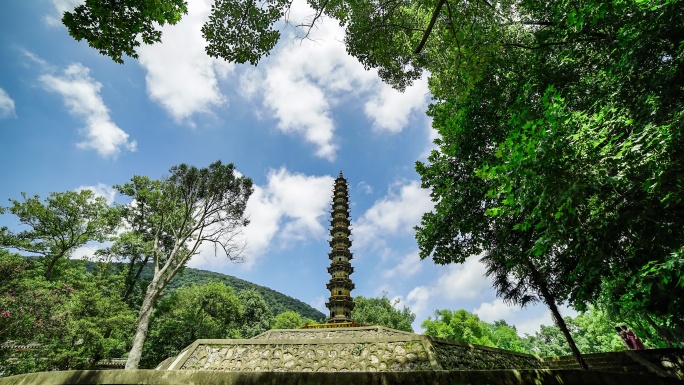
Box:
[413,0,684,370]
[488,320,528,354]
[421,309,530,353]
[117,161,253,369]
[351,294,416,332]
[141,281,241,368]
[62,0,188,64]
[522,308,635,357]
[271,310,313,330]
[422,309,494,347]
[233,289,274,338]
[0,252,135,375]
[96,220,156,307]
[0,190,117,279]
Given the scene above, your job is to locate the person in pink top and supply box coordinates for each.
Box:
[621,325,645,350]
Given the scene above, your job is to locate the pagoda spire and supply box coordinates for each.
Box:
[325,172,355,323]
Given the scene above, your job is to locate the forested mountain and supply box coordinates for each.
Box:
[88,261,326,322]
[165,267,326,321]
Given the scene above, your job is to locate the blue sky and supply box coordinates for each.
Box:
[0,0,575,335]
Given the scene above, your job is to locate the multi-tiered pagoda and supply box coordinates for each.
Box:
[325,171,356,323]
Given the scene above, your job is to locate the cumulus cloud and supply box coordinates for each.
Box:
[70,243,101,260]
[434,256,490,301]
[191,168,333,270]
[406,285,432,318]
[239,0,429,160]
[382,251,422,279]
[45,0,83,26]
[392,255,491,327]
[474,299,520,324]
[40,63,137,157]
[76,183,117,205]
[137,0,233,124]
[354,180,433,250]
[364,78,429,133]
[0,88,16,118]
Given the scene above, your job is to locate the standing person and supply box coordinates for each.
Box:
[616,326,635,349]
[623,326,645,350]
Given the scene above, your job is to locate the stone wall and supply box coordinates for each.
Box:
[432,339,543,370]
[253,327,412,340]
[166,328,543,373]
[3,369,684,385]
[177,340,433,372]
[634,348,684,379]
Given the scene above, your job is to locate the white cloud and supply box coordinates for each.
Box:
[263,65,337,159]
[240,0,429,160]
[70,240,111,260]
[356,181,373,194]
[76,183,116,205]
[354,180,433,250]
[406,285,431,318]
[311,295,327,314]
[0,88,16,118]
[40,63,136,157]
[474,299,520,324]
[137,0,233,124]
[419,115,439,160]
[434,256,490,301]
[364,78,429,133]
[382,251,422,279]
[45,0,83,26]
[190,168,334,270]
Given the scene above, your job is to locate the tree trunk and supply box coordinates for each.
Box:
[123,256,149,303]
[524,258,588,369]
[44,254,62,280]
[643,313,674,348]
[125,281,161,369]
[544,292,589,369]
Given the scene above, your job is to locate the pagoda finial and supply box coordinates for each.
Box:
[325,173,355,323]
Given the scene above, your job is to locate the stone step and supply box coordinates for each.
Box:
[546,358,639,367]
[540,351,664,376]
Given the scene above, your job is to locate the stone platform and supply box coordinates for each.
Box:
[156,326,542,372]
[2,327,683,384]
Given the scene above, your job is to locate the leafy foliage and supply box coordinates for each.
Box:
[413,0,684,363]
[272,310,314,329]
[202,0,290,65]
[164,267,326,321]
[233,289,275,338]
[422,309,495,347]
[351,294,416,332]
[62,0,188,64]
[140,281,241,368]
[422,308,531,352]
[0,252,135,376]
[0,190,117,280]
[114,161,253,369]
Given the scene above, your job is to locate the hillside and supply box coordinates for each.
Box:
[99,261,326,321]
[166,267,326,321]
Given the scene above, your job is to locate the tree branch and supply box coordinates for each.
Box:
[414,0,447,54]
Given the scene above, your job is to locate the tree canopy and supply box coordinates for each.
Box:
[351,294,416,332]
[412,0,684,363]
[115,161,253,369]
[0,190,117,280]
